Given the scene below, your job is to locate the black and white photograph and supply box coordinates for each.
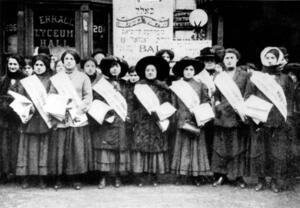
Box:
[0,0,300,207]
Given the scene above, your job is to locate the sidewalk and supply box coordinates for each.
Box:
[1,183,300,208]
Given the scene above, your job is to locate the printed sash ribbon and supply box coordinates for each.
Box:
[20,75,52,128]
[134,83,160,114]
[194,69,216,98]
[50,72,88,127]
[170,80,214,126]
[134,83,176,132]
[170,80,200,110]
[93,77,127,122]
[250,71,287,120]
[214,72,247,121]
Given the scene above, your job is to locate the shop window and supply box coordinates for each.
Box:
[33,11,75,58]
[3,5,17,54]
[93,10,108,54]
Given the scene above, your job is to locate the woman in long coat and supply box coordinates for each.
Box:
[48,50,93,190]
[15,55,52,188]
[170,58,212,185]
[282,63,300,179]
[0,54,25,182]
[211,48,249,188]
[131,56,172,186]
[90,56,130,188]
[245,47,294,192]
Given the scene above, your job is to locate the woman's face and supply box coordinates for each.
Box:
[145,64,157,80]
[223,53,238,69]
[215,63,224,73]
[94,53,105,65]
[204,59,216,70]
[109,63,121,77]
[55,60,65,73]
[162,52,171,63]
[84,60,97,76]
[129,71,140,83]
[183,65,195,79]
[7,58,20,73]
[34,60,46,75]
[264,52,278,66]
[24,65,33,76]
[63,53,77,71]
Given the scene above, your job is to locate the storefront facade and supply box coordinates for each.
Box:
[5,1,300,71]
[0,0,113,72]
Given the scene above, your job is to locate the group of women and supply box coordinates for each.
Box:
[0,45,299,193]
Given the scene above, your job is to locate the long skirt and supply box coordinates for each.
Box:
[171,130,212,176]
[93,150,130,175]
[289,115,300,177]
[131,151,169,174]
[0,127,19,175]
[211,126,247,179]
[248,126,289,179]
[16,133,49,176]
[48,126,92,175]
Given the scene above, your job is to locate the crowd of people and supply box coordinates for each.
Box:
[0,45,299,194]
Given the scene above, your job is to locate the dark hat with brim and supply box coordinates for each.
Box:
[100,56,129,78]
[172,58,204,77]
[283,62,300,76]
[135,56,170,81]
[197,47,219,62]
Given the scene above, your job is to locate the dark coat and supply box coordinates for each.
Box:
[131,79,172,153]
[0,75,25,128]
[214,68,250,127]
[244,72,294,127]
[17,74,52,134]
[244,70,294,174]
[172,79,210,128]
[91,78,129,151]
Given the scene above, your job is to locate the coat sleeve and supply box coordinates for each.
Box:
[81,75,93,111]
[200,82,210,104]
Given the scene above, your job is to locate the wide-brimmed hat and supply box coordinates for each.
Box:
[100,56,129,78]
[282,62,300,78]
[172,58,204,77]
[198,47,218,61]
[135,56,170,80]
[155,49,175,61]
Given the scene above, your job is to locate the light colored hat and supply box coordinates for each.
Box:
[260,46,284,67]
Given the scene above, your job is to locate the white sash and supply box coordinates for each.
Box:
[134,84,160,114]
[134,83,176,132]
[170,80,200,110]
[93,78,127,122]
[20,75,52,128]
[250,71,287,120]
[170,80,214,126]
[50,72,88,127]
[194,69,216,97]
[8,90,34,124]
[214,72,247,121]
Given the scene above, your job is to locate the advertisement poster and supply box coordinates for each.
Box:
[113,0,174,66]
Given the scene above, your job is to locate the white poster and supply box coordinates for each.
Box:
[113,0,174,66]
[172,39,212,61]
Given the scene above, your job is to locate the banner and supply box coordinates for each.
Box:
[250,71,287,120]
[93,78,127,122]
[50,72,88,127]
[113,0,174,65]
[20,75,52,128]
[214,72,247,121]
